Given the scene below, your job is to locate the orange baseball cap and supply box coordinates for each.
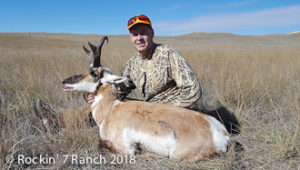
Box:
[127,15,152,30]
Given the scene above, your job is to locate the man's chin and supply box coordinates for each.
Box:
[136,47,146,52]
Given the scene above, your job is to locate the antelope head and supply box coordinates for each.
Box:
[62,36,127,93]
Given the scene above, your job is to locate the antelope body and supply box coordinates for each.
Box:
[62,36,230,161]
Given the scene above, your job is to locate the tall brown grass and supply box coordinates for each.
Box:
[0,33,299,169]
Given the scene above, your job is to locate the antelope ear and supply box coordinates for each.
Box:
[101,74,127,84]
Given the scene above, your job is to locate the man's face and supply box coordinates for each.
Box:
[129,24,154,56]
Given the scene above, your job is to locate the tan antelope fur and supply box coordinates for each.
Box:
[62,36,230,161]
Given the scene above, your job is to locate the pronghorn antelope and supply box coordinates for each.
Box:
[62,36,230,161]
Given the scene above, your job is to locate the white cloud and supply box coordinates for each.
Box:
[154,4,300,35]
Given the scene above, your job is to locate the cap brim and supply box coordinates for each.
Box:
[128,20,152,30]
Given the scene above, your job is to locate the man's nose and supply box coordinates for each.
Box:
[137,34,142,39]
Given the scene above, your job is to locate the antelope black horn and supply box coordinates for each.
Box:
[88,41,97,54]
[93,36,108,67]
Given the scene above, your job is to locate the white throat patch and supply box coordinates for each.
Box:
[91,93,103,108]
[99,120,106,140]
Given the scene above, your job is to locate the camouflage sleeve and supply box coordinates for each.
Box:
[151,48,202,108]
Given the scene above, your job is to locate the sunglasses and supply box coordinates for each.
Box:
[128,15,151,29]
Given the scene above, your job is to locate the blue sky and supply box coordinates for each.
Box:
[1,0,300,36]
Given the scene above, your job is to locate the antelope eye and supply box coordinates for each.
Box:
[90,71,98,78]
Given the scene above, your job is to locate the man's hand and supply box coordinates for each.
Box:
[86,93,96,105]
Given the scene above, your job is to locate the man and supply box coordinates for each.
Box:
[117,15,239,135]
[87,14,202,108]
[34,15,202,133]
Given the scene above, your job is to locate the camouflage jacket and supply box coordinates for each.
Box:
[122,43,202,108]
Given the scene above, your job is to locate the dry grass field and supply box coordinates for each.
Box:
[0,32,299,169]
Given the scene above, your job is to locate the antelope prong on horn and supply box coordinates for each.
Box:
[92,36,108,68]
[83,45,90,54]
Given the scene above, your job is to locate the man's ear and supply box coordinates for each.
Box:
[151,28,154,37]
